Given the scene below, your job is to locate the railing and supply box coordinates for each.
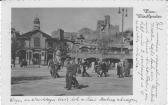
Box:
[68,51,133,59]
[69,50,132,55]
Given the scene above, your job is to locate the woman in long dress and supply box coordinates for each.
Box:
[117,62,123,78]
[91,61,95,73]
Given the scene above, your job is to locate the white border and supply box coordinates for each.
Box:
[1,1,167,105]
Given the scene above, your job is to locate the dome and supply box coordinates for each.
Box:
[33,16,40,30]
[34,17,40,24]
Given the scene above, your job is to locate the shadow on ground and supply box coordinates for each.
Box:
[50,75,65,79]
[54,84,89,96]
[55,94,66,96]
[11,76,49,85]
[78,84,89,89]
[11,94,24,96]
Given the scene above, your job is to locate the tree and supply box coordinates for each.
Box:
[60,42,69,61]
[11,28,21,66]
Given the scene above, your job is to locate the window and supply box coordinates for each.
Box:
[42,52,44,56]
[48,42,53,48]
[34,37,40,48]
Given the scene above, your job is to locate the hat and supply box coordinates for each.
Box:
[66,57,71,60]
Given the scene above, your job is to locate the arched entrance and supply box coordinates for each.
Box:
[86,57,97,63]
[103,58,120,63]
[17,49,26,64]
[47,48,54,64]
[33,53,41,65]
[126,59,133,68]
[47,54,53,62]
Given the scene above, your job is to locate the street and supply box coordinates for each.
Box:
[11,65,133,96]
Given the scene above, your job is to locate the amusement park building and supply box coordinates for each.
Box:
[12,15,133,65]
[69,15,133,61]
[13,17,66,65]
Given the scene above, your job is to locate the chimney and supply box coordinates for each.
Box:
[105,15,110,28]
[58,29,64,40]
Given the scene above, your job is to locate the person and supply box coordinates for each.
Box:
[20,59,27,68]
[106,61,110,73]
[117,62,123,78]
[117,62,121,78]
[124,60,130,77]
[96,60,102,77]
[50,59,60,78]
[115,62,118,71]
[77,59,82,74]
[50,60,55,77]
[12,59,15,68]
[91,61,95,73]
[121,61,124,78]
[100,61,107,77]
[71,61,80,89]
[48,59,52,69]
[82,60,90,77]
[64,58,70,88]
[94,60,99,76]
[65,58,80,90]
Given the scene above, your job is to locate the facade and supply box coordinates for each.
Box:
[11,28,21,65]
[13,15,132,65]
[69,36,133,60]
[96,15,119,36]
[69,15,132,61]
[15,17,65,65]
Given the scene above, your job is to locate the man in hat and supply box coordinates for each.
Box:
[82,59,90,77]
[100,61,107,77]
[117,61,124,78]
[117,62,121,78]
[65,58,80,90]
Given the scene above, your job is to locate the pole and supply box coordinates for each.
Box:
[121,9,124,54]
[29,39,31,65]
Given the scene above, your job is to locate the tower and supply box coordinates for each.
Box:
[33,17,40,30]
[105,15,110,29]
[58,29,64,40]
[104,15,110,34]
[11,28,16,39]
[97,20,105,32]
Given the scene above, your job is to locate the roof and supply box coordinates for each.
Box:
[21,30,51,39]
[46,38,59,41]
[64,39,75,43]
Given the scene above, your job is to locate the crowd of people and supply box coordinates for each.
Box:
[48,57,133,90]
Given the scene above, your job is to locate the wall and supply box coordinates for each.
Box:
[30,32,46,49]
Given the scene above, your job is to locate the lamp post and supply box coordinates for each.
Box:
[76,44,79,59]
[118,8,128,56]
[11,28,16,67]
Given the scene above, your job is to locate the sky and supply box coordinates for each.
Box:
[12,8,133,34]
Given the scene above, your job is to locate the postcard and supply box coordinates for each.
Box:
[1,0,167,105]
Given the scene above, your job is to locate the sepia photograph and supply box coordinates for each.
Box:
[11,8,133,96]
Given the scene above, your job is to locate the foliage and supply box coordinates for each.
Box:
[11,30,21,60]
[60,42,69,59]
